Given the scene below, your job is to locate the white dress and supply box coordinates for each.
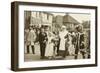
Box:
[45,36,54,57]
[68,34,75,55]
[59,30,68,50]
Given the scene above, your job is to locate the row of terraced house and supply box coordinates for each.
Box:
[24,11,89,32]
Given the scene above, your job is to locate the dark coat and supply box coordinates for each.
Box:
[39,32,48,44]
[74,32,85,50]
[79,33,85,49]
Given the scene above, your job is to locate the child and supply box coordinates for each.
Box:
[52,31,60,59]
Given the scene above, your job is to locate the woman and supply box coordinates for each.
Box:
[45,32,55,59]
[59,26,68,58]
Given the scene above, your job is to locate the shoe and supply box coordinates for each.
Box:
[27,52,29,54]
[43,56,48,59]
[40,56,48,59]
[56,54,59,56]
[40,57,44,59]
[32,52,35,54]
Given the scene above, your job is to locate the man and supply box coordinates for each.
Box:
[26,26,36,54]
[79,32,86,59]
[87,31,90,58]
[39,27,48,59]
[74,25,80,59]
[74,25,86,59]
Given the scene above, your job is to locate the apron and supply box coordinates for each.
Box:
[59,31,68,50]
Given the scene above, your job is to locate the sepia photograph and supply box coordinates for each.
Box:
[24,11,91,61]
[11,2,97,71]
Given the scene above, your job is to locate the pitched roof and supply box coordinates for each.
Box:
[63,14,80,24]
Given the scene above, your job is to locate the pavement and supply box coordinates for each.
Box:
[24,53,84,62]
[24,43,89,62]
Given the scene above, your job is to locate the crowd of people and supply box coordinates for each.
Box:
[24,25,90,60]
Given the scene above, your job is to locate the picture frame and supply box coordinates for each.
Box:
[11,1,98,71]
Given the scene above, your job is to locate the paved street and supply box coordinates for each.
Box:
[24,53,85,61]
[24,43,88,62]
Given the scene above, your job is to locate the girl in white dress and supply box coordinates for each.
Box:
[68,32,75,55]
[45,32,54,59]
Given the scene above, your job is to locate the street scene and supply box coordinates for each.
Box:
[24,11,90,61]
[24,44,89,61]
